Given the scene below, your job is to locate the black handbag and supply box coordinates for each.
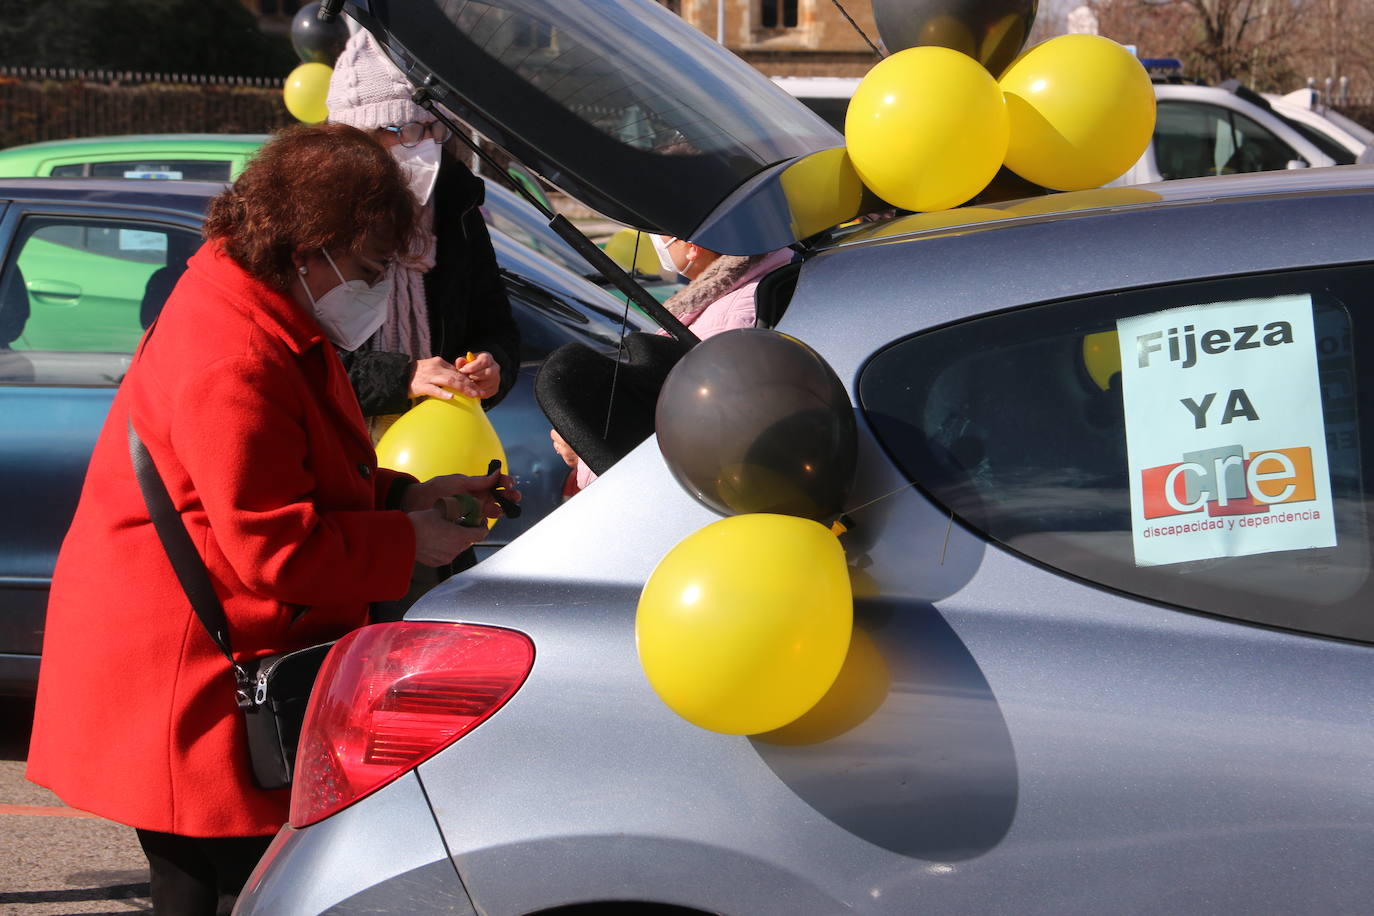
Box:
[128,420,334,790]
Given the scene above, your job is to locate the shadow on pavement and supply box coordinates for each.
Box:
[0,883,150,905]
[0,696,34,761]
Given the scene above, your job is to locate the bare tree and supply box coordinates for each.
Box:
[1092,0,1303,86]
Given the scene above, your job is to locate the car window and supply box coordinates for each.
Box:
[859,264,1372,643]
[507,278,637,363]
[101,160,232,180]
[1272,114,1358,165]
[795,97,849,134]
[1155,102,1301,179]
[45,160,233,180]
[0,215,201,386]
[373,0,838,236]
[484,207,588,277]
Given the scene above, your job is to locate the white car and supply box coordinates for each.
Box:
[774,75,1346,190]
[1265,88,1372,161]
[1112,83,1342,185]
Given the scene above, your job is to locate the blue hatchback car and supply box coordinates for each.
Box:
[0,176,652,695]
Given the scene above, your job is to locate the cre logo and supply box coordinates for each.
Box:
[1142,445,1317,519]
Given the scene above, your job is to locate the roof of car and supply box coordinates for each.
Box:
[0,177,224,213]
[827,165,1374,251]
[0,134,268,152]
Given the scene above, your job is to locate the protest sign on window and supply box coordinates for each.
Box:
[1117,294,1337,567]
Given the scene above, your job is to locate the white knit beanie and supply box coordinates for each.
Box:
[326,31,434,130]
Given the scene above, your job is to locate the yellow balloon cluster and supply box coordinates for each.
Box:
[846,46,1009,212]
[844,35,1155,208]
[1000,35,1156,190]
[375,391,508,527]
[636,514,853,735]
[284,62,333,124]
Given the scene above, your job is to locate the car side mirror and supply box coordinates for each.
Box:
[1286,159,1310,169]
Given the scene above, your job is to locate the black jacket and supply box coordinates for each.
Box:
[340,153,520,416]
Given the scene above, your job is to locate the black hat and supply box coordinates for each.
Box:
[535,332,692,475]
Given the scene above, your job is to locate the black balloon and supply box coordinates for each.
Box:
[871,0,1038,77]
[291,3,351,66]
[656,329,857,523]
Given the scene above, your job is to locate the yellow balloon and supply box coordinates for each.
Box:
[284,62,333,124]
[375,391,507,501]
[999,35,1156,190]
[754,627,890,746]
[602,228,663,277]
[845,46,1009,212]
[778,147,864,239]
[842,206,1008,243]
[1081,330,1122,391]
[1004,186,1162,217]
[636,514,853,735]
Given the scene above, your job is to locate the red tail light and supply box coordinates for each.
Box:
[290,621,535,828]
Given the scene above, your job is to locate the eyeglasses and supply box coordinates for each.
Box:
[381,121,454,148]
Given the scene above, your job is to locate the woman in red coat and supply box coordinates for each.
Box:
[26,123,516,914]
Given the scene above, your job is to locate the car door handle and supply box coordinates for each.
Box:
[27,279,82,303]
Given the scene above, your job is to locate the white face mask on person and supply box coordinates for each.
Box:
[651,234,681,277]
[298,249,393,351]
[392,139,441,205]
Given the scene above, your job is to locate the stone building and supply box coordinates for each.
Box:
[665,0,881,76]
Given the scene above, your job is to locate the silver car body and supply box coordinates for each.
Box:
[242,163,1374,914]
[238,2,1374,911]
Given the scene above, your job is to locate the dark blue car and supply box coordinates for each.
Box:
[0,176,651,695]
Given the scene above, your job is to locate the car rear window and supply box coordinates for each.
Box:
[49,160,232,180]
[369,0,837,236]
[859,265,1373,643]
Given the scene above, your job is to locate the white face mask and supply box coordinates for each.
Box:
[298,249,393,351]
[651,234,680,277]
[392,139,441,205]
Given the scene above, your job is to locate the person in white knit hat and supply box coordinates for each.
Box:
[326,29,518,440]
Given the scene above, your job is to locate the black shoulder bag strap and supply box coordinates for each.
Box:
[127,419,254,709]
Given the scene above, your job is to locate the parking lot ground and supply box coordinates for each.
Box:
[0,698,151,914]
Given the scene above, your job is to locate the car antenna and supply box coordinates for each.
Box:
[412,85,700,349]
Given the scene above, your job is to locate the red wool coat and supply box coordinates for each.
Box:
[27,243,417,837]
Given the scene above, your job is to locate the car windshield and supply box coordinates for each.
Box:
[356,0,839,237]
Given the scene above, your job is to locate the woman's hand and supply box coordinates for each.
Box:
[402,471,521,520]
[456,351,501,400]
[550,429,579,469]
[407,508,490,566]
[408,356,482,400]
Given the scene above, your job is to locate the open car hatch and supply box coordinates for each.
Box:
[342,0,865,255]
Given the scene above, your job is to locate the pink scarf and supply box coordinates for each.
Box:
[369,202,437,358]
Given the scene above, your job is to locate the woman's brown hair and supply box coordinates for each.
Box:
[204,122,418,289]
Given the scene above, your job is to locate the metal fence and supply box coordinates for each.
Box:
[0,68,290,149]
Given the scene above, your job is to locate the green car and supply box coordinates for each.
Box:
[0,134,675,307]
[0,137,254,353]
[0,133,268,181]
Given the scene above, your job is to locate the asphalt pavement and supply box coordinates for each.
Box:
[0,698,151,914]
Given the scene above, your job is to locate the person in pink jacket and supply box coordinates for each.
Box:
[550,237,794,489]
[646,235,794,338]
